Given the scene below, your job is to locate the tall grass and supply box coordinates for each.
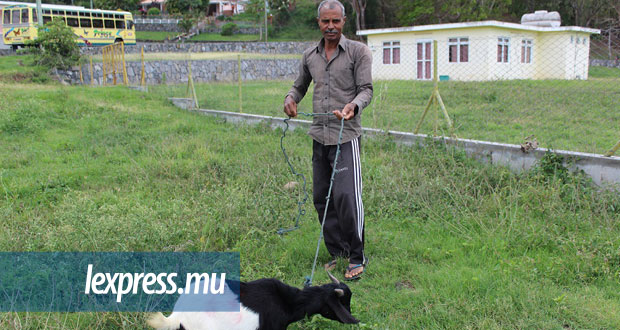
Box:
[149,67,620,154]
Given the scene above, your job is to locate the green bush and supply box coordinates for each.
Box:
[24,19,80,70]
[178,16,194,33]
[221,22,238,36]
[147,7,160,16]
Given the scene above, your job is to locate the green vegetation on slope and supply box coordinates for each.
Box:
[149,67,620,154]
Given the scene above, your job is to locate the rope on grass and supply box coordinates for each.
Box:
[278,112,346,287]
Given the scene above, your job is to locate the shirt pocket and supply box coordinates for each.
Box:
[333,62,356,94]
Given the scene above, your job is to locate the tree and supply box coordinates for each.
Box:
[163,0,209,15]
[346,0,367,31]
[397,0,512,26]
[568,0,608,27]
[93,0,140,11]
[25,19,80,69]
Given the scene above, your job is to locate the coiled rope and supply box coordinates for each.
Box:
[278,112,345,287]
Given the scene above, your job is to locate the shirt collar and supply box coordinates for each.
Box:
[316,34,348,53]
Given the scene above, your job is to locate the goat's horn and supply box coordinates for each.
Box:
[326,270,340,284]
[334,288,345,297]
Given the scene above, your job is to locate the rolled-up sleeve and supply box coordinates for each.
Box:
[350,46,373,113]
[287,52,312,103]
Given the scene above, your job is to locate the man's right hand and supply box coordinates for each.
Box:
[283,95,298,118]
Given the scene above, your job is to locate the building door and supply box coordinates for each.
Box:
[417,40,432,80]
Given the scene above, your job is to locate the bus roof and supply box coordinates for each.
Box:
[0,1,131,15]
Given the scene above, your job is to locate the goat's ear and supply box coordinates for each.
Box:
[326,292,359,324]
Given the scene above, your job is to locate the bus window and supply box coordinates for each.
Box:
[80,18,91,28]
[33,10,37,24]
[79,12,89,17]
[12,9,20,24]
[21,9,28,24]
[126,20,133,29]
[104,19,114,28]
[67,17,78,27]
[92,18,103,28]
[52,10,64,15]
[115,20,125,29]
[3,10,10,25]
[43,15,52,24]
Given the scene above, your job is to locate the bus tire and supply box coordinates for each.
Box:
[11,45,18,51]
[114,38,123,44]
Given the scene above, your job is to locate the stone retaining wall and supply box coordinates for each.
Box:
[590,59,620,68]
[56,58,300,85]
[79,41,315,55]
[135,23,260,35]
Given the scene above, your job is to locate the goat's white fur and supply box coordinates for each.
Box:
[148,278,259,330]
[147,306,259,330]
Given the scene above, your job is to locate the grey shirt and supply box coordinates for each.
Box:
[287,35,373,145]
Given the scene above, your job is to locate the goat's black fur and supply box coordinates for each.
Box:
[237,278,358,330]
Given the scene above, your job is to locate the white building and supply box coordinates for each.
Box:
[357,13,600,81]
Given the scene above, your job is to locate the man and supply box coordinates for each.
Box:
[283,0,373,280]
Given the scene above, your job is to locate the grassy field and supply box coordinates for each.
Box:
[135,31,180,41]
[136,30,317,42]
[1,56,620,328]
[189,33,261,42]
[148,65,620,155]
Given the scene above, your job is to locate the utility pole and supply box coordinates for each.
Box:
[264,0,268,42]
[36,0,43,26]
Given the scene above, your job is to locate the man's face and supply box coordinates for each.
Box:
[317,6,345,42]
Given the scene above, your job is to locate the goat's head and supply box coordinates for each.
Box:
[311,271,359,324]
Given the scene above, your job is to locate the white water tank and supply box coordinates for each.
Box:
[521,10,561,27]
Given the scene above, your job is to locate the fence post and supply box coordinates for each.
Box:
[102,48,107,86]
[605,140,620,157]
[141,46,146,87]
[414,40,454,136]
[89,55,94,86]
[238,54,242,113]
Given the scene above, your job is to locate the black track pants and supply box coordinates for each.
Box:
[312,136,366,265]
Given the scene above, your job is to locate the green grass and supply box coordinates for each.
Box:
[136,30,317,42]
[189,32,262,42]
[135,31,180,41]
[0,55,51,83]
[149,66,620,155]
[1,56,620,328]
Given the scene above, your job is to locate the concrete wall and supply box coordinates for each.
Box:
[79,41,315,56]
[171,107,620,187]
[56,58,300,85]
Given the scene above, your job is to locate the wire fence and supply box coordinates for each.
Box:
[89,32,620,156]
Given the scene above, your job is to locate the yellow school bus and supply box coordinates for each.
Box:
[1,1,135,49]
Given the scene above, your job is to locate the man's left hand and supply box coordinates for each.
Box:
[333,103,357,120]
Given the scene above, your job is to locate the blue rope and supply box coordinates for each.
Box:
[277,111,345,287]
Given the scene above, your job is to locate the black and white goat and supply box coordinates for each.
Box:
[148,272,359,330]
